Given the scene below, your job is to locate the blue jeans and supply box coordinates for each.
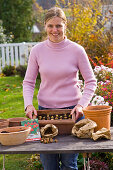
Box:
[39,105,85,170]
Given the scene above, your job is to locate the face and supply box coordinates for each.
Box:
[45,17,66,43]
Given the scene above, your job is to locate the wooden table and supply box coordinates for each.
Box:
[0,127,113,154]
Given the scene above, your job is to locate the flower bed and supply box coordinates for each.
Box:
[79,65,113,126]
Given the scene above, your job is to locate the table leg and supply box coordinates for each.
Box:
[82,153,92,170]
[87,153,92,170]
[87,157,90,170]
[82,153,87,170]
[2,154,5,170]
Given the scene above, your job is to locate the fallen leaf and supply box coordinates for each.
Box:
[2,102,6,105]
[16,86,21,88]
[6,84,10,87]
[5,88,9,92]
[0,110,5,114]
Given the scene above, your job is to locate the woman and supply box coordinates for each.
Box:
[23,7,97,170]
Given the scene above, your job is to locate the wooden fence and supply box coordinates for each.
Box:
[0,42,38,73]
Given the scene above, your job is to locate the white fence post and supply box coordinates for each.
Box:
[6,47,10,66]
[1,47,5,68]
[0,42,38,73]
[19,42,25,65]
[0,58,1,73]
[10,46,14,66]
[15,46,19,67]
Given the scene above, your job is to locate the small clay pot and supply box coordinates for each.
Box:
[8,117,28,127]
[0,119,9,129]
[0,126,31,145]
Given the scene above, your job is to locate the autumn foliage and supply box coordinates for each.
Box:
[56,0,113,67]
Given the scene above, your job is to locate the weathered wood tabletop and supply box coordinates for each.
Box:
[0,127,113,154]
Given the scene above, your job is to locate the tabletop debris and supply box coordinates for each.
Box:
[40,124,58,144]
[92,127,111,141]
[72,118,111,141]
[72,118,97,138]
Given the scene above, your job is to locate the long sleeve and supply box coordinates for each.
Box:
[23,47,39,109]
[23,38,97,109]
[77,47,97,107]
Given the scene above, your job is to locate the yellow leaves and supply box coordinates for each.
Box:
[0,110,5,114]
[13,84,16,87]
[56,0,66,6]
[95,56,100,62]
[4,84,17,92]
[60,0,65,4]
[0,73,5,77]
[89,34,95,39]
[5,88,10,92]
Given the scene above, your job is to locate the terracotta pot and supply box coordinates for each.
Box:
[0,119,9,129]
[8,117,28,127]
[0,126,31,146]
[83,105,112,132]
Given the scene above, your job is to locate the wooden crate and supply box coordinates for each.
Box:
[36,109,75,135]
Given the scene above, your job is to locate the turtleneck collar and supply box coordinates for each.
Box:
[46,36,69,49]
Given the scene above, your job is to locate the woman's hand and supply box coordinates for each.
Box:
[71,104,83,121]
[25,105,37,119]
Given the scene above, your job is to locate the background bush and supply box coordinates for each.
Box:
[54,0,113,67]
[16,65,27,78]
[91,152,113,170]
[0,20,13,43]
[16,65,41,79]
[2,65,16,76]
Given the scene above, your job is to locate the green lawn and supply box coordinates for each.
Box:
[0,154,33,170]
[0,75,40,119]
[0,75,41,170]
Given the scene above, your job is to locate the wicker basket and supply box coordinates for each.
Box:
[8,117,28,127]
[0,126,31,146]
[0,119,9,129]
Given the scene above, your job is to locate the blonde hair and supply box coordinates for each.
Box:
[44,7,67,25]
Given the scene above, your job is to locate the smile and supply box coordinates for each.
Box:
[52,34,59,36]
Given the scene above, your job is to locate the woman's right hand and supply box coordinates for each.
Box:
[25,105,37,119]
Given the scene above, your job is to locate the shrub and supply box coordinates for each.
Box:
[95,81,113,106]
[0,73,5,77]
[88,157,109,170]
[79,65,113,125]
[94,65,113,82]
[91,153,113,170]
[16,65,27,78]
[85,31,113,66]
[93,65,113,106]
[93,65,113,125]
[56,0,113,67]
[77,153,84,169]
[2,65,16,76]
[0,20,13,43]
[27,154,43,170]
[91,95,109,106]
[16,65,41,79]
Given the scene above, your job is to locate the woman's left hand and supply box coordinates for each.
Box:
[71,104,83,121]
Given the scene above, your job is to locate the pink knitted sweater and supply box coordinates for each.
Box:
[23,37,97,109]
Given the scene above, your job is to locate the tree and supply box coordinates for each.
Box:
[56,0,113,66]
[0,20,13,43]
[0,0,35,42]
